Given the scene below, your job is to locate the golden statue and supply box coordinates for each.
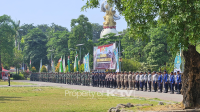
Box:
[101,0,120,28]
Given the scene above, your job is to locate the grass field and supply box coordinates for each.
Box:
[0,87,178,112]
[0,80,36,85]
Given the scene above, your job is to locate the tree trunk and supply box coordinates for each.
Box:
[182,44,200,108]
[15,39,17,48]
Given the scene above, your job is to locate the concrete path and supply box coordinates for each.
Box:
[2,80,183,102]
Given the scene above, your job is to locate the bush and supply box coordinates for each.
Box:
[13,74,25,80]
[31,66,37,72]
[22,71,30,78]
[40,65,47,72]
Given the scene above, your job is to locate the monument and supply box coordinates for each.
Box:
[100,0,121,38]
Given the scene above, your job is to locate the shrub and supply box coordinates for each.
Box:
[31,66,37,72]
[40,65,47,72]
[13,74,25,80]
[55,62,60,72]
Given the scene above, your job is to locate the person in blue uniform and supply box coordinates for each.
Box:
[169,72,175,94]
[176,71,182,94]
[163,70,169,93]
[158,71,163,93]
[102,72,106,88]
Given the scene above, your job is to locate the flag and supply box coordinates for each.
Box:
[63,56,66,73]
[52,60,55,73]
[74,54,78,72]
[59,57,63,73]
[114,48,119,72]
[68,56,70,72]
[76,54,78,72]
[84,53,90,72]
[39,59,42,73]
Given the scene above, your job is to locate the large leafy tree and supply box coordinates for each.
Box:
[82,0,200,108]
[46,31,70,65]
[144,25,170,70]
[68,15,93,64]
[0,15,15,72]
[23,28,48,71]
[91,23,103,43]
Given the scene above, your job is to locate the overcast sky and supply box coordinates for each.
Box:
[0,0,127,32]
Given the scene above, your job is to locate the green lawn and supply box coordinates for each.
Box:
[0,80,36,85]
[0,87,170,112]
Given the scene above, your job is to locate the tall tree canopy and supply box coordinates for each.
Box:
[23,28,48,70]
[0,15,15,71]
[68,15,93,63]
[82,0,200,108]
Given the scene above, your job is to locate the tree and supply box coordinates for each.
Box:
[11,20,22,50]
[23,28,48,71]
[91,23,103,43]
[68,15,93,64]
[82,0,200,108]
[144,25,170,70]
[13,48,23,75]
[0,15,15,72]
[46,31,70,65]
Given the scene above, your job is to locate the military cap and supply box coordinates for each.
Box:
[164,70,167,72]
[159,71,161,73]
[154,71,156,73]
[171,72,173,74]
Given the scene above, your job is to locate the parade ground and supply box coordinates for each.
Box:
[1,80,200,112]
[9,80,183,102]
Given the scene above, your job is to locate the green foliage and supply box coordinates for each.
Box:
[91,23,103,43]
[68,15,93,62]
[40,65,47,73]
[66,64,73,72]
[23,28,48,70]
[79,64,84,72]
[46,31,70,63]
[144,25,170,70]
[13,73,25,80]
[121,59,141,72]
[0,15,15,71]
[31,66,36,72]
[13,48,23,69]
[22,71,30,78]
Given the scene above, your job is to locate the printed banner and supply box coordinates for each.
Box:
[93,43,116,70]
[114,48,119,72]
[174,53,181,73]
[84,53,90,72]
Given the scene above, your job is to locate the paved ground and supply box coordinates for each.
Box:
[1,80,183,102]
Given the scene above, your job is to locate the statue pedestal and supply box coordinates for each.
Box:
[100,28,118,38]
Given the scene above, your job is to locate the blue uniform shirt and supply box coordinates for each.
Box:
[177,74,181,83]
[158,75,163,83]
[170,75,175,84]
[164,74,168,82]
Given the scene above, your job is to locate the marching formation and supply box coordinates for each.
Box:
[63,70,182,94]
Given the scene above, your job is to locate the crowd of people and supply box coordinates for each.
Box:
[65,70,182,94]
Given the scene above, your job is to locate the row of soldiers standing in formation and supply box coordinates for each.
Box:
[65,70,182,94]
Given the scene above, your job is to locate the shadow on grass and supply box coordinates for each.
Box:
[0,96,27,102]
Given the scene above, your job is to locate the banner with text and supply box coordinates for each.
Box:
[93,43,116,70]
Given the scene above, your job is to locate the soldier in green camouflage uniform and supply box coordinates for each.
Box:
[81,72,85,86]
[85,72,88,86]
